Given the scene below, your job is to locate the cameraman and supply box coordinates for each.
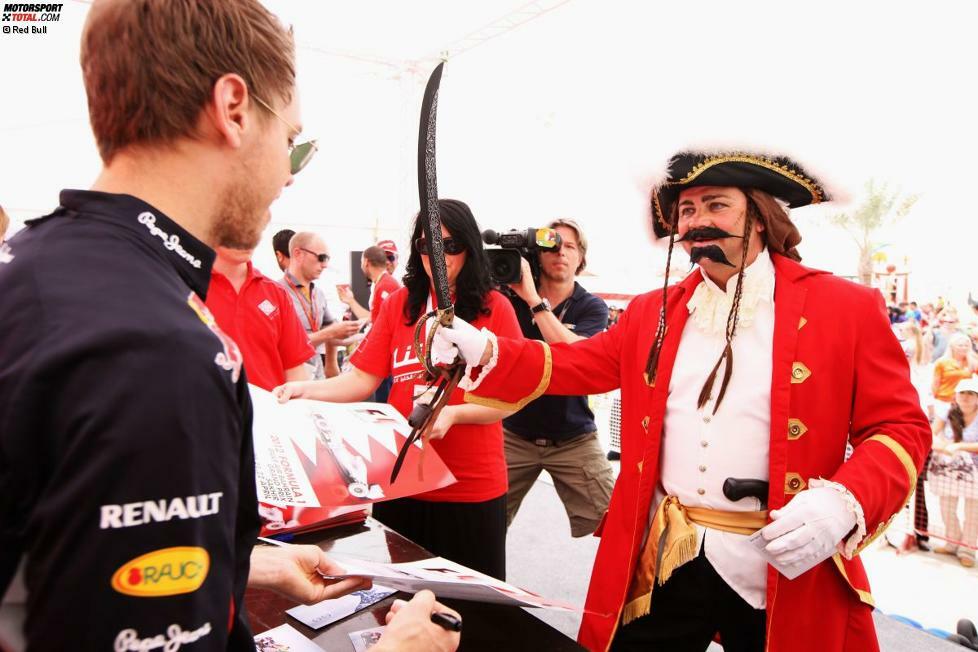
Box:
[503,219,615,536]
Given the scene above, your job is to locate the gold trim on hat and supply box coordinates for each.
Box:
[651,153,825,233]
[673,154,825,204]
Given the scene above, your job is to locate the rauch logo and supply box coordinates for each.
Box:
[111,546,210,597]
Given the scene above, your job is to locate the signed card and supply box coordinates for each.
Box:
[286,585,396,629]
[253,624,323,652]
[349,626,386,652]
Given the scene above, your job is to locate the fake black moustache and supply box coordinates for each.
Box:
[677,226,743,243]
[689,244,736,268]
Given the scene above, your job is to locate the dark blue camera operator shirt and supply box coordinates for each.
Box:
[0,191,260,650]
[503,282,609,441]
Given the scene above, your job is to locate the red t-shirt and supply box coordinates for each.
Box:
[370,271,401,324]
[351,287,522,502]
[206,264,315,391]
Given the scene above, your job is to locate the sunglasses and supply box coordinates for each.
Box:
[252,94,319,175]
[415,237,466,256]
[301,247,330,263]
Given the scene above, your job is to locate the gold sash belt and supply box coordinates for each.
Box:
[622,496,768,625]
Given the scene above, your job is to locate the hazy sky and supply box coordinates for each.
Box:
[1,0,975,304]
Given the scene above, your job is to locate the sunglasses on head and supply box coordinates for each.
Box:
[415,236,466,256]
[300,247,330,263]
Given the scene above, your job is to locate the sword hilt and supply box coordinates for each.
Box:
[722,477,769,509]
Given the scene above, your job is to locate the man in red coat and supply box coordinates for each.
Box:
[433,150,930,652]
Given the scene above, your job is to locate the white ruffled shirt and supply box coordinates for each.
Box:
[659,248,777,609]
[657,248,864,608]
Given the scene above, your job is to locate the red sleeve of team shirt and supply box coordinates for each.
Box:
[351,287,405,378]
[273,283,316,369]
[370,274,401,324]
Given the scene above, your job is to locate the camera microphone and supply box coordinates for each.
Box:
[482,229,500,246]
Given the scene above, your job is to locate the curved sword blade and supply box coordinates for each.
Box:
[417,62,453,324]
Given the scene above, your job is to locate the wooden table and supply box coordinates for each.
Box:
[246,518,585,651]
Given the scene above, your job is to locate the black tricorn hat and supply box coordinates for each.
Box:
[650,151,830,238]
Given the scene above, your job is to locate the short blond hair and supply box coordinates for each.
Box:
[81,0,295,163]
[548,218,588,274]
[0,205,9,241]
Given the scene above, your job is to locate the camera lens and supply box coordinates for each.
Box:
[486,250,522,284]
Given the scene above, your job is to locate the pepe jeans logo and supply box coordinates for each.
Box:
[111,546,210,597]
[114,621,212,652]
[137,212,202,269]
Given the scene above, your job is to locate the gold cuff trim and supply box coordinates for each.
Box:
[463,341,552,411]
[785,472,806,494]
[865,434,918,504]
[854,513,898,556]
[787,418,808,440]
[831,554,875,607]
[849,434,919,555]
[790,362,811,384]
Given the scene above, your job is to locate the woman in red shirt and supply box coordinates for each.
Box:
[274,199,521,579]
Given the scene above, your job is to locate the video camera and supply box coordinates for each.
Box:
[482,228,562,285]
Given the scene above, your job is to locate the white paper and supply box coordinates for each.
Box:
[285,585,396,629]
[253,624,323,652]
[349,626,386,652]
[746,529,809,580]
[326,556,579,611]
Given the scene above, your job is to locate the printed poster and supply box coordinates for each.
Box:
[250,385,456,509]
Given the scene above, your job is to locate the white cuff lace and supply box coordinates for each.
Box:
[809,477,867,559]
[458,328,498,392]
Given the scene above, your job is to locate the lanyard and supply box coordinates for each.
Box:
[285,275,319,329]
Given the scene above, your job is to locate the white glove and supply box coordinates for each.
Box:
[758,486,857,575]
[430,316,490,367]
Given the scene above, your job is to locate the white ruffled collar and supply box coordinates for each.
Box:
[686,248,775,337]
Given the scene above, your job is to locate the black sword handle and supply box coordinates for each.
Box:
[722,477,770,509]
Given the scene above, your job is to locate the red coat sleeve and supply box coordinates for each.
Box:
[465,294,632,411]
[827,289,931,551]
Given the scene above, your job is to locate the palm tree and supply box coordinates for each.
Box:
[826,179,918,286]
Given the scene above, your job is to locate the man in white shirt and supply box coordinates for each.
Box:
[279,231,359,378]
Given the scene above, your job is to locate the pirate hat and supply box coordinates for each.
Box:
[650,150,831,238]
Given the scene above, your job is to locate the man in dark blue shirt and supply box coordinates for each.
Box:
[0,2,458,650]
[504,219,615,536]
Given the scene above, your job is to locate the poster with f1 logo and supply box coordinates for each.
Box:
[249,385,456,510]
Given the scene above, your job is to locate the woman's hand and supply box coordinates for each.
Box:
[273,381,308,403]
[428,405,457,440]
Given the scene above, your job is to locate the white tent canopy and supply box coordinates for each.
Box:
[1,0,976,302]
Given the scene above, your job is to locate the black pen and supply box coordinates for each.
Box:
[430,611,463,632]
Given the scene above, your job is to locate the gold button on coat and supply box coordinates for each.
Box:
[785,472,807,494]
[790,362,811,384]
[787,418,808,440]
